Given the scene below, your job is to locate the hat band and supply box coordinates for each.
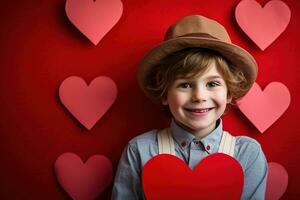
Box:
[175,32,219,40]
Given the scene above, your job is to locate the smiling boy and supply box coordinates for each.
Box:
[112,15,268,200]
[163,59,231,139]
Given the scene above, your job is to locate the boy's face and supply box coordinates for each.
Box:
[162,61,232,137]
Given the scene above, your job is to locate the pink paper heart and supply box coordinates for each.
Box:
[235,0,291,50]
[237,82,290,133]
[59,76,117,130]
[65,0,123,45]
[54,153,113,200]
[266,162,288,200]
[142,153,244,200]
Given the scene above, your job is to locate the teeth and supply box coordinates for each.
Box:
[192,109,210,113]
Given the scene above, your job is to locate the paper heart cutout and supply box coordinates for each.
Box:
[235,0,291,50]
[237,82,290,133]
[142,153,244,200]
[59,76,117,130]
[65,0,123,45]
[266,162,288,200]
[54,153,113,200]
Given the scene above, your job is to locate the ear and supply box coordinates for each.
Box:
[162,97,168,105]
[226,95,232,104]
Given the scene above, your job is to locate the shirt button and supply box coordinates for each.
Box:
[181,141,186,147]
[195,141,199,145]
[206,145,211,151]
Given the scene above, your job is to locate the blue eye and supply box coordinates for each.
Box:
[179,82,192,88]
[207,81,220,88]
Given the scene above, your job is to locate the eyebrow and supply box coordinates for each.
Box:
[203,75,223,80]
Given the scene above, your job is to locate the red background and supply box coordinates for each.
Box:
[0,0,299,199]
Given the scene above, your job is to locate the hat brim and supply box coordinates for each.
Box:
[138,36,257,103]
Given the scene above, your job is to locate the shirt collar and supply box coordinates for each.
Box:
[170,118,223,153]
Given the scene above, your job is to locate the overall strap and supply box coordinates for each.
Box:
[157,128,176,155]
[157,129,235,157]
[217,131,236,157]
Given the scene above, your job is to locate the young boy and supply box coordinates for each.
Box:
[112,15,268,200]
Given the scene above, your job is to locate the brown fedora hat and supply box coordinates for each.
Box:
[138,15,257,102]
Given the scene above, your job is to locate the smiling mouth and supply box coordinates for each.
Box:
[185,108,214,113]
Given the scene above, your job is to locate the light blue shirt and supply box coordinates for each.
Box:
[112,118,268,200]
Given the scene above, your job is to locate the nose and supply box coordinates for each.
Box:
[191,86,208,103]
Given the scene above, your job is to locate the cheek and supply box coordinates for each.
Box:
[168,92,187,107]
[214,91,229,105]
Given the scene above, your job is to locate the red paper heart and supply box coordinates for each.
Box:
[142,153,244,200]
[59,76,117,130]
[65,0,123,45]
[237,82,290,133]
[54,153,113,200]
[235,0,291,50]
[266,162,289,200]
